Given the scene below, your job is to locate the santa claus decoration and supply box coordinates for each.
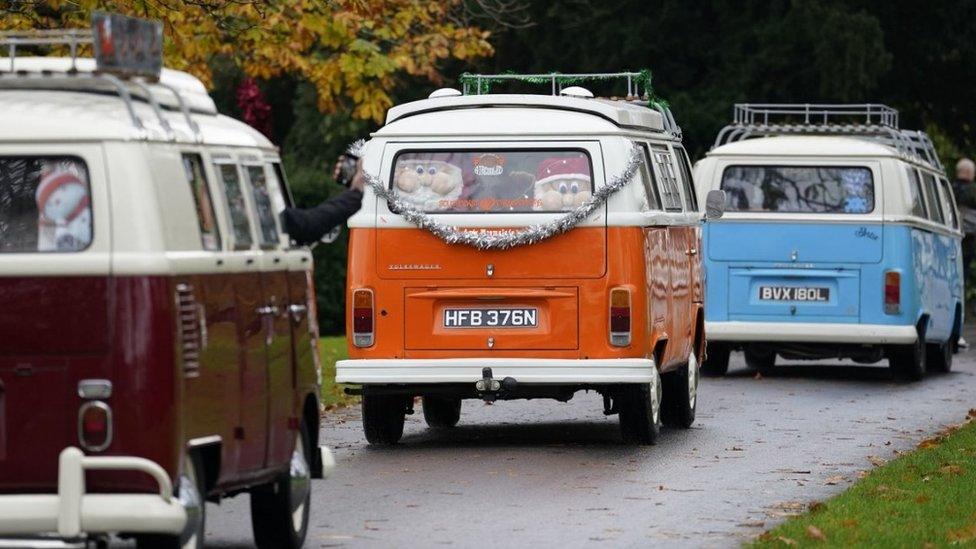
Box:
[534,155,592,211]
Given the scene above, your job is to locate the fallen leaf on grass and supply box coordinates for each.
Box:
[875,484,889,493]
[776,536,798,546]
[947,523,976,544]
[806,525,826,541]
[825,475,845,485]
[916,494,931,504]
[967,408,976,419]
[840,519,859,528]
[940,464,964,476]
[867,455,887,467]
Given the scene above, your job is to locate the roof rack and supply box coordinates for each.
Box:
[458,71,682,138]
[714,103,942,171]
[0,26,202,142]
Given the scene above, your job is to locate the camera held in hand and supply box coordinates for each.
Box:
[335,154,359,188]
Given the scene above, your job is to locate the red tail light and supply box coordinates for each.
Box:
[610,287,631,346]
[884,271,901,314]
[352,289,375,347]
[78,401,112,452]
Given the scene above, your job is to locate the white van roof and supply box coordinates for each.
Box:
[385,94,667,133]
[708,135,897,158]
[0,57,273,149]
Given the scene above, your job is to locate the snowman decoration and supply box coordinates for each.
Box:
[35,166,92,252]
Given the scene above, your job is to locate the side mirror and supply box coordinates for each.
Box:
[704,190,726,220]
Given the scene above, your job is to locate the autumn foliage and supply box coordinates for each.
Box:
[1,0,494,122]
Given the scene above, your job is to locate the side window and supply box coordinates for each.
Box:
[921,172,945,225]
[906,167,927,218]
[270,163,294,210]
[0,156,92,252]
[938,178,959,229]
[674,146,699,211]
[637,143,661,211]
[214,162,253,249]
[243,165,280,248]
[181,154,221,251]
[651,146,682,211]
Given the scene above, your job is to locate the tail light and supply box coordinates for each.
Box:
[78,401,112,452]
[609,287,631,346]
[352,289,375,347]
[884,271,901,314]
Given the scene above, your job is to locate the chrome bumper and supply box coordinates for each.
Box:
[336,357,657,384]
[0,448,186,543]
[706,321,918,344]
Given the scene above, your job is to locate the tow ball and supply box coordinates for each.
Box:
[474,367,517,402]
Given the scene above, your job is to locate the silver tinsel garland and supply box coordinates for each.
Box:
[362,144,644,250]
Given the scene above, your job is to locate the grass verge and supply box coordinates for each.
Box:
[753,410,976,547]
[319,335,355,410]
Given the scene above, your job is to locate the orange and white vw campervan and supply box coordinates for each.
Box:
[336,73,724,445]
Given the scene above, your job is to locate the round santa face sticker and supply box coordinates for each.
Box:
[472,153,506,177]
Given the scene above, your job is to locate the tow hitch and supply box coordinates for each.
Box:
[474,368,517,402]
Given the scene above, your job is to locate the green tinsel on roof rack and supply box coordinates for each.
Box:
[457,69,668,109]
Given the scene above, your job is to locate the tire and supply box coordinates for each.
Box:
[661,353,699,429]
[362,392,407,445]
[251,421,312,549]
[137,454,205,549]
[422,396,461,429]
[744,347,776,373]
[618,368,662,445]
[926,338,953,373]
[889,327,926,381]
[701,342,730,377]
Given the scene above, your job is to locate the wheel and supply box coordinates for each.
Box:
[362,392,407,445]
[661,353,699,429]
[701,342,730,377]
[889,327,926,381]
[744,347,776,373]
[926,338,953,373]
[618,367,662,445]
[422,396,461,428]
[251,421,312,549]
[136,454,205,549]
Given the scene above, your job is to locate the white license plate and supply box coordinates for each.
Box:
[759,286,830,302]
[443,308,538,328]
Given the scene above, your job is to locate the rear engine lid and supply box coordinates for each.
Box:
[404,287,579,351]
[709,222,883,264]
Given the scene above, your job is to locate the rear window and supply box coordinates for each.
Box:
[721,166,875,214]
[0,157,92,252]
[390,150,592,213]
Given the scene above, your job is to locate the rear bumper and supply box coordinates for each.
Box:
[706,321,917,344]
[0,448,185,543]
[336,357,656,384]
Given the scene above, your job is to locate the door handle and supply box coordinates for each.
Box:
[288,304,308,322]
[256,305,280,316]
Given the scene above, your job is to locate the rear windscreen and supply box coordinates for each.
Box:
[391,150,593,213]
[0,157,92,252]
[720,166,874,214]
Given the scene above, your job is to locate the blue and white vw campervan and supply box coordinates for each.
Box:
[695,104,963,380]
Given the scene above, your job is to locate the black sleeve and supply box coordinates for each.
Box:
[280,189,363,245]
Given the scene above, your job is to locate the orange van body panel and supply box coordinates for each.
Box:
[347,224,703,375]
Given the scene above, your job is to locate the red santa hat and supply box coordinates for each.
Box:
[536,156,591,188]
[35,170,89,222]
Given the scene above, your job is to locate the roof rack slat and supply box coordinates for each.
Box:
[713,103,942,171]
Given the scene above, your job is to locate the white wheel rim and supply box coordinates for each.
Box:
[290,433,311,532]
[688,353,699,410]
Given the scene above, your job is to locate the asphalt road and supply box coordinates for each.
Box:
[203,348,976,548]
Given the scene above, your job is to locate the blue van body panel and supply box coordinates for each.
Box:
[704,221,963,343]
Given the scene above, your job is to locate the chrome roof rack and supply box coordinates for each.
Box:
[458,71,682,138]
[0,27,202,142]
[714,103,943,171]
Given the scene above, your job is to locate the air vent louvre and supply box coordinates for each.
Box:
[175,283,202,377]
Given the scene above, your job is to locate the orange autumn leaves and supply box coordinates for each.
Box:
[2,0,493,122]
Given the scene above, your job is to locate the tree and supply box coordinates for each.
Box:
[1,0,494,123]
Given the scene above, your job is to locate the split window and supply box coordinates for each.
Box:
[182,153,221,251]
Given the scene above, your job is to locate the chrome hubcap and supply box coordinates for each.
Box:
[688,353,699,410]
[289,434,311,532]
[650,368,662,425]
[178,458,203,549]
